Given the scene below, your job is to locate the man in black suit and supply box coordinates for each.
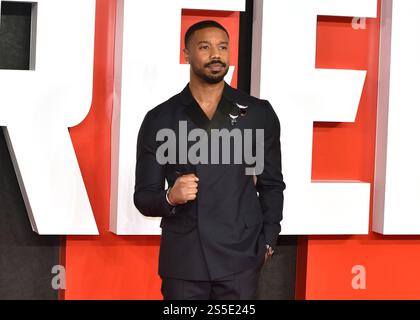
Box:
[134,20,285,300]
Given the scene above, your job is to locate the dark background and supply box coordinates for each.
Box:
[0,0,296,300]
[0,1,60,300]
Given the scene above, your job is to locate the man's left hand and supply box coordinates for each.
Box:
[264,245,274,263]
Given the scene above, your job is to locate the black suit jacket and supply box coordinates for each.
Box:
[134,82,285,281]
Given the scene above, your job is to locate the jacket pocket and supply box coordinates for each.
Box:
[241,191,264,228]
[160,213,196,234]
[243,211,263,228]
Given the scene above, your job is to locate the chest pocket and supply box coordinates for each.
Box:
[160,202,196,234]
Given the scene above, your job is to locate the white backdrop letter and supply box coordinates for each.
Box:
[0,0,97,234]
[252,0,377,234]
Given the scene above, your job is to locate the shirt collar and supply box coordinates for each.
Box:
[180,81,238,107]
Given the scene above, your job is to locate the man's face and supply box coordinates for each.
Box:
[184,27,230,84]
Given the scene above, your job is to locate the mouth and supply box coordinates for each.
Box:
[207,63,225,72]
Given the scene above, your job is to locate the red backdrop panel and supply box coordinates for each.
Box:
[64,1,240,300]
[298,2,420,299]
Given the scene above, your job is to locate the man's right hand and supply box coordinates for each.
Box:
[168,174,199,205]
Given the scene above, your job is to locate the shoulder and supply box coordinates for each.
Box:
[142,87,187,127]
[146,93,180,119]
[229,86,272,111]
[230,86,276,121]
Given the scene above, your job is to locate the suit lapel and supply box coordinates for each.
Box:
[180,81,238,133]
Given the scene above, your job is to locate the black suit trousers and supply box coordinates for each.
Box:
[161,255,265,300]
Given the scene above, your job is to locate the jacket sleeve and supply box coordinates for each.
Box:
[133,110,176,217]
[255,100,286,248]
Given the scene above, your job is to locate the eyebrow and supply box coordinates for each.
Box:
[196,41,229,45]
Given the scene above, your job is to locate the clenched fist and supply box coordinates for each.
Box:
[168,174,199,205]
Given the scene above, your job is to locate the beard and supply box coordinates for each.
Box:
[191,60,229,84]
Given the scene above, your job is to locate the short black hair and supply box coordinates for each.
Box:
[184,20,229,48]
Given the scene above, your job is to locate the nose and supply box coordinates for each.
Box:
[210,46,221,59]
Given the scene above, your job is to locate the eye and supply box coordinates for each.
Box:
[199,45,209,50]
[219,45,228,50]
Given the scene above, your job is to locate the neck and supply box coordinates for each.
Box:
[189,74,225,104]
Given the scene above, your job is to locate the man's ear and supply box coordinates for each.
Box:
[183,47,190,64]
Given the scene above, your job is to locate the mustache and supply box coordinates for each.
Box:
[204,60,227,68]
